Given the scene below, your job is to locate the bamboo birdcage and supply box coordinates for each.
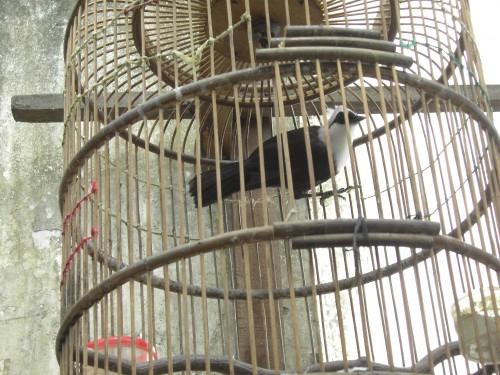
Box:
[58,1,500,374]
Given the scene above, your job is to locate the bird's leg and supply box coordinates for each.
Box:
[298,185,361,203]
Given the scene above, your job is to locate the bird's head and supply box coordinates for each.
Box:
[326,106,365,129]
[252,19,281,48]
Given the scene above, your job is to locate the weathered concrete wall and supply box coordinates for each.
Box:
[0,1,74,374]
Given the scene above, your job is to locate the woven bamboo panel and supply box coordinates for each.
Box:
[59,1,499,374]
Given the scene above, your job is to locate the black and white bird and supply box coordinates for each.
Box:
[189,106,364,207]
[252,19,281,48]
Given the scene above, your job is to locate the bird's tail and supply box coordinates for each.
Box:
[188,162,241,207]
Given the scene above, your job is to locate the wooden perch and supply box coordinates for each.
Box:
[11,85,500,123]
[76,341,464,375]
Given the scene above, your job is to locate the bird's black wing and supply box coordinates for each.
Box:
[244,127,331,194]
[287,127,331,193]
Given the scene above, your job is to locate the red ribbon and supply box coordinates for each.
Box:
[62,180,98,235]
[60,227,99,289]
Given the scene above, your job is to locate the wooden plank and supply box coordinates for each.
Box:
[11,94,65,123]
[11,85,500,123]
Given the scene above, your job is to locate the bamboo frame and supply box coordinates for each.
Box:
[59,1,500,374]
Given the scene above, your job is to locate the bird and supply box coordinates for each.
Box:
[188,106,364,207]
[252,19,281,48]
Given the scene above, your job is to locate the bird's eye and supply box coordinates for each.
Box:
[334,112,345,124]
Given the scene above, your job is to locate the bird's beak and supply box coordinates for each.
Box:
[352,114,365,124]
